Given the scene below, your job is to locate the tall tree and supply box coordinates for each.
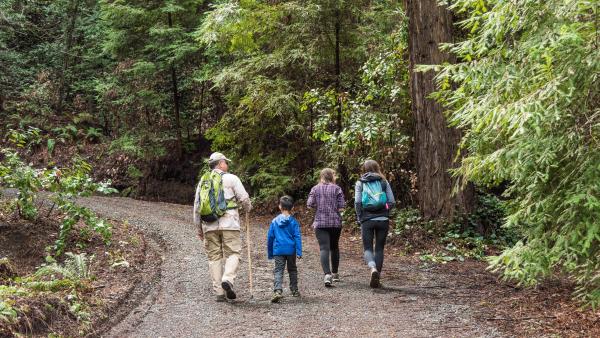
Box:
[55,0,81,113]
[167,10,183,159]
[197,0,407,199]
[405,0,474,220]
[99,0,203,157]
[435,0,600,307]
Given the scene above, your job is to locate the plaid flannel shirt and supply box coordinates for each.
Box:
[307,183,346,228]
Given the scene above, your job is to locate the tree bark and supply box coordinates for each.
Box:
[406,0,474,221]
[334,7,349,196]
[210,87,226,121]
[334,8,342,135]
[198,81,205,135]
[168,12,183,159]
[56,0,80,113]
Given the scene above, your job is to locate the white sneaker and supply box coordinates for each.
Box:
[324,274,333,287]
[332,273,340,282]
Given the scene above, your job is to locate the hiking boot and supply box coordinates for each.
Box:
[369,268,381,288]
[221,281,237,300]
[215,294,226,302]
[271,290,283,303]
[332,273,340,282]
[291,289,301,297]
[324,274,333,287]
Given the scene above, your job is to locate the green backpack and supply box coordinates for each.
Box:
[198,171,236,222]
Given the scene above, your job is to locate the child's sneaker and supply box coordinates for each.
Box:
[291,289,301,297]
[324,274,333,287]
[332,273,340,282]
[271,290,283,303]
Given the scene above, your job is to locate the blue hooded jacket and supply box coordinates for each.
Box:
[267,214,302,259]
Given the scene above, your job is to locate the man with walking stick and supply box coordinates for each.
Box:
[193,152,252,302]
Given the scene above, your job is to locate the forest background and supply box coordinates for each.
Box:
[1,0,599,309]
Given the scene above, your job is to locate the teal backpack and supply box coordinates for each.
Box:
[361,180,387,211]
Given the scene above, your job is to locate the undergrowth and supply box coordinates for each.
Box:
[380,193,520,263]
[0,253,94,335]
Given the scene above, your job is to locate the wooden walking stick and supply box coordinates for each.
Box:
[245,211,254,301]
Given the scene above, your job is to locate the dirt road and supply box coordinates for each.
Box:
[80,196,504,338]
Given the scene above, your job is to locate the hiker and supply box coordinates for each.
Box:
[267,195,303,303]
[354,160,395,288]
[307,168,346,287]
[193,152,252,302]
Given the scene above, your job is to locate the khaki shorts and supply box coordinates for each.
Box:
[204,230,241,261]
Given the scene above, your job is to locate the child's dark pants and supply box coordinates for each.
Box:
[273,255,298,291]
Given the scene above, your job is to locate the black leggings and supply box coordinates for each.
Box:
[361,220,389,272]
[314,227,341,275]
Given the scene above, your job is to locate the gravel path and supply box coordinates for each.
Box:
[80,196,505,338]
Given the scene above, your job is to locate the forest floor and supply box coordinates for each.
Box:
[70,196,598,338]
[0,199,160,337]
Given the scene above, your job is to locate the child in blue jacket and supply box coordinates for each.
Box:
[267,195,303,303]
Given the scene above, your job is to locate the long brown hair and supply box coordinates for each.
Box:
[362,160,386,180]
[319,168,336,184]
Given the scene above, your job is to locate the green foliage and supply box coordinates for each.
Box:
[47,157,117,255]
[198,0,411,199]
[7,127,42,149]
[84,127,102,142]
[246,157,293,203]
[98,0,204,145]
[1,131,117,255]
[0,150,44,220]
[393,207,427,235]
[126,165,144,180]
[433,0,600,307]
[52,124,79,143]
[302,2,410,181]
[109,132,167,160]
[303,85,410,185]
[47,138,56,156]
[109,133,144,158]
[36,253,92,281]
[397,195,517,262]
[0,300,17,324]
[0,253,92,326]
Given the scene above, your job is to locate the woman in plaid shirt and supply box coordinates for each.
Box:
[307,168,346,287]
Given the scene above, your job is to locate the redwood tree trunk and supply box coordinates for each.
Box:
[406,0,474,220]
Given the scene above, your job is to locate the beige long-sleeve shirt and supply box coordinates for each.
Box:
[193,169,251,233]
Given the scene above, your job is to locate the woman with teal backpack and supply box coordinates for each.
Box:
[354,160,396,288]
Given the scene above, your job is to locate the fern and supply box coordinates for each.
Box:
[0,301,17,324]
[35,252,92,281]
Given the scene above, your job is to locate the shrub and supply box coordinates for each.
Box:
[1,130,117,255]
[434,0,600,307]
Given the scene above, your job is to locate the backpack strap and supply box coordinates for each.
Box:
[215,170,239,210]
